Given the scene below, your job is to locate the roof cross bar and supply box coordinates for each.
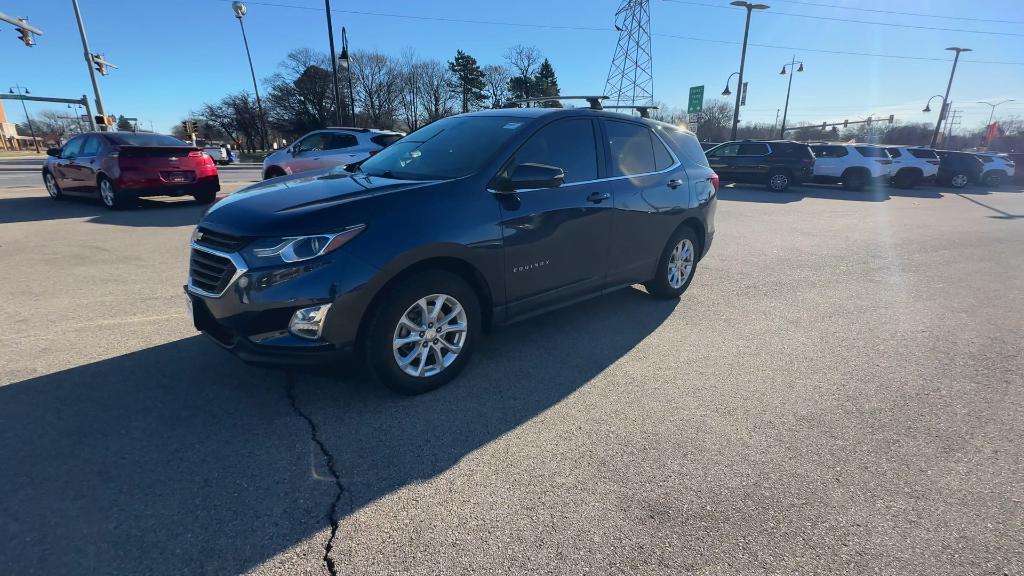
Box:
[603,105,660,119]
[506,95,609,110]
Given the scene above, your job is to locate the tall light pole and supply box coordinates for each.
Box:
[340,27,355,126]
[930,47,971,148]
[324,0,343,126]
[9,85,39,152]
[71,0,107,131]
[729,1,769,141]
[778,56,804,138]
[977,99,1014,127]
[232,2,268,151]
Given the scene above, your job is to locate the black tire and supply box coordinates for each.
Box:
[43,171,63,200]
[893,169,918,189]
[949,172,971,189]
[193,189,217,204]
[983,171,1005,187]
[644,227,700,300]
[97,175,128,210]
[364,269,482,395]
[767,169,792,192]
[264,166,285,180]
[842,169,868,191]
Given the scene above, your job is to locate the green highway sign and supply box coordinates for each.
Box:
[687,85,704,114]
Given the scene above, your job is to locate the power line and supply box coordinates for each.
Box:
[763,0,1024,25]
[662,0,1024,37]
[213,0,1024,66]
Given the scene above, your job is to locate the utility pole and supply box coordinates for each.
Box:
[729,2,769,141]
[930,47,970,148]
[772,108,779,135]
[71,0,106,131]
[325,0,343,126]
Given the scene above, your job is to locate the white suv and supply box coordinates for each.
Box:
[976,153,1016,187]
[809,143,893,191]
[263,127,404,180]
[884,146,940,189]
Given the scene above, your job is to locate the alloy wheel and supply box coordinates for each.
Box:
[44,174,58,198]
[392,294,468,378]
[100,179,115,206]
[667,238,695,289]
[951,174,969,188]
[770,173,789,191]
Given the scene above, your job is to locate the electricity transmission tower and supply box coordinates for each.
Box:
[604,0,653,109]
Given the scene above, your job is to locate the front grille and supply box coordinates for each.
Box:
[190,248,236,295]
[196,227,245,252]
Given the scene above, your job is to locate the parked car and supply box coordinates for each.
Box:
[884,146,940,188]
[262,127,404,179]
[704,140,814,191]
[809,143,892,191]
[935,151,984,189]
[974,153,1016,187]
[203,144,233,165]
[42,132,220,209]
[186,108,718,394]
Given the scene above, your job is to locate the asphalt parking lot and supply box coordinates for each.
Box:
[1,175,1022,575]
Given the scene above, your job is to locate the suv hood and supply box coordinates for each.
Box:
[200,168,440,238]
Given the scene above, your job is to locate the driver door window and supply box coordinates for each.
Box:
[294,133,329,155]
[506,118,599,185]
[60,137,84,159]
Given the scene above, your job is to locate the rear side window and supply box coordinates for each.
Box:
[855,146,888,158]
[509,118,598,184]
[664,129,709,168]
[738,143,769,156]
[978,155,994,163]
[606,120,656,177]
[811,145,847,158]
[652,133,675,170]
[886,147,902,158]
[327,133,358,150]
[909,148,938,159]
[371,134,403,147]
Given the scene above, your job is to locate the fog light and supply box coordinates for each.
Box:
[289,304,332,340]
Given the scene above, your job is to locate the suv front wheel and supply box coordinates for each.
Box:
[365,269,481,395]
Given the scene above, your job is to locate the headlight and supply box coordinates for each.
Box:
[242,225,365,264]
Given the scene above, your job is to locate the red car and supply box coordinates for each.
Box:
[42,132,220,209]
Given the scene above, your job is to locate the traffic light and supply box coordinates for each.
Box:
[181,120,196,134]
[888,114,894,124]
[843,119,848,128]
[16,25,34,47]
[93,54,107,76]
[866,117,873,127]
[95,115,109,127]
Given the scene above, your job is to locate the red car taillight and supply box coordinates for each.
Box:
[710,172,720,192]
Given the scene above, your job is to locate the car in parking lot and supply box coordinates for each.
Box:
[809,143,892,191]
[936,151,984,188]
[884,146,940,188]
[42,132,220,209]
[704,139,814,191]
[975,153,1016,187]
[186,107,718,394]
[262,127,404,180]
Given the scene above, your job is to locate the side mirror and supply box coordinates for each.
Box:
[46,148,60,157]
[497,163,565,192]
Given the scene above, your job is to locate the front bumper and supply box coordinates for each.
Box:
[184,247,381,366]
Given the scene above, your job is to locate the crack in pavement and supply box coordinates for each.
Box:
[286,372,346,576]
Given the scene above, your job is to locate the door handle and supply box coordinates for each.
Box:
[587,192,611,203]
[667,179,683,189]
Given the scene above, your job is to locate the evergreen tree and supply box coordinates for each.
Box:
[116,115,134,131]
[447,50,487,113]
[532,59,561,108]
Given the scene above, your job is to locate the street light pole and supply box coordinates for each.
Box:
[9,85,39,152]
[325,0,343,126]
[778,56,803,139]
[930,47,971,148]
[232,2,268,151]
[341,27,356,126]
[729,1,769,141]
[977,99,1014,127]
[71,0,106,131]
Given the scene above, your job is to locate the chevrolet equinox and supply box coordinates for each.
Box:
[185,108,718,394]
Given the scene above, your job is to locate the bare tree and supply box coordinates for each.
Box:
[351,50,402,128]
[505,44,542,102]
[417,59,457,123]
[482,64,512,109]
[691,99,733,142]
[396,49,423,132]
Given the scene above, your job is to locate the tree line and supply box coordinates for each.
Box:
[177,44,562,150]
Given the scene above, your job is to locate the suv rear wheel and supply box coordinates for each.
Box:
[767,169,791,192]
[842,169,868,191]
[365,269,481,395]
[983,170,1005,187]
[645,227,699,300]
[893,169,919,189]
[950,173,971,189]
[264,166,286,180]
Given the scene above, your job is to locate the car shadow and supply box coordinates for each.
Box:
[0,193,220,227]
[0,286,678,574]
[717,182,952,204]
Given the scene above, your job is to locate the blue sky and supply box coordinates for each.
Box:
[3,0,1021,134]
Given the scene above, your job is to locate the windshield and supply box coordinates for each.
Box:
[358,116,526,180]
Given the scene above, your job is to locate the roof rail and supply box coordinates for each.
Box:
[602,105,659,119]
[325,126,371,132]
[506,95,609,110]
